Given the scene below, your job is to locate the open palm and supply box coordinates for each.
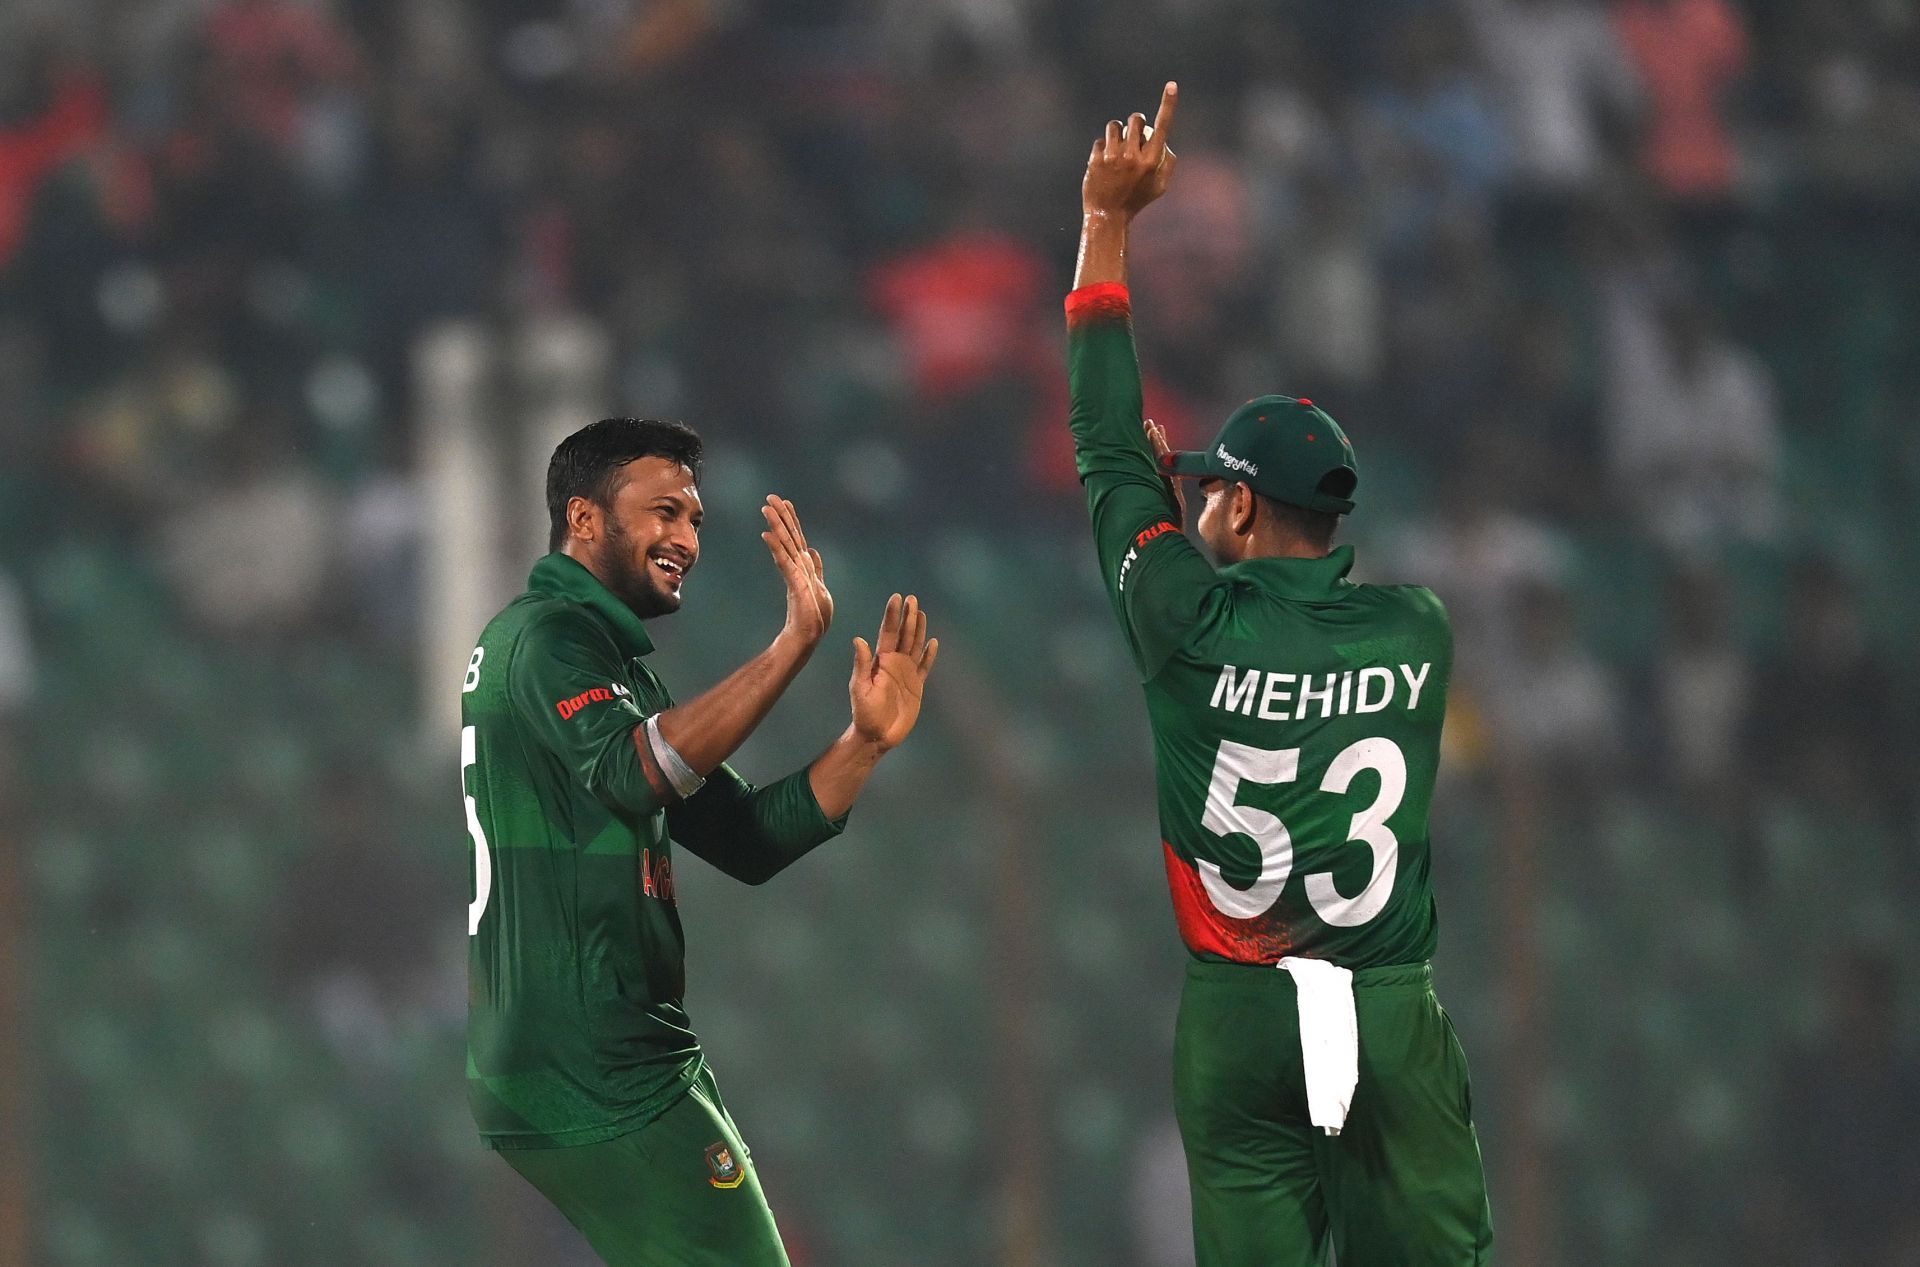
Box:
[762,494,833,646]
[850,594,938,751]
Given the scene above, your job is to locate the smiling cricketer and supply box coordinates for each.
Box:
[459,418,937,1265]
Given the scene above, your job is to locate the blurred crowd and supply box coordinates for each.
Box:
[4,0,1919,1263]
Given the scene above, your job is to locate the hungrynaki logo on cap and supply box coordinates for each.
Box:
[1215,444,1259,476]
[1162,394,1360,515]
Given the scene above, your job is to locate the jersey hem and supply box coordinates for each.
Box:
[1184,956,1435,991]
[476,1055,705,1151]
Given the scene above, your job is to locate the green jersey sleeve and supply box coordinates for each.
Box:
[668,765,848,886]
[1066,283,1223,680]
[507,610,666,817]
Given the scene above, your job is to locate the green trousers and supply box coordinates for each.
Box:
[498,1066,788,1267]
[1174,959,1493,1266]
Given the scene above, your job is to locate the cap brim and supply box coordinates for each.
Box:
[1163,450,1215,478]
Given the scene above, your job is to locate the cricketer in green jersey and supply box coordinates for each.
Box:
[461,418,939,1266]
[1069,85,1493,1266]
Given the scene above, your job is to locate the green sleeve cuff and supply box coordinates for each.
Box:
[766,766,850,841]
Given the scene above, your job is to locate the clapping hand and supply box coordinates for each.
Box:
[849,594,938,752]
[762,495,833,648]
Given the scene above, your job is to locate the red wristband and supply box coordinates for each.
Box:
[1065,282,1131,325]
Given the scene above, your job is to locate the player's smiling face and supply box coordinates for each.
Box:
[594,457,703,619]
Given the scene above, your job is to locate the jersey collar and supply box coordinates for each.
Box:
[1227,544,1358,602]
[528,553,657,657]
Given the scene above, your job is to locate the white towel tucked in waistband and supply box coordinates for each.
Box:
[1278,956,1358,1136]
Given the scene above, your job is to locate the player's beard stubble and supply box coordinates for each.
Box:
[596,515,684,620]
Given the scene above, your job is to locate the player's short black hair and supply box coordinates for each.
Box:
[1257,494,1340,553]
[546,418,703,551]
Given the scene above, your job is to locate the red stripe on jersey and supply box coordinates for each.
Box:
[1065,282,1131,327]
[1162,840,1295,965]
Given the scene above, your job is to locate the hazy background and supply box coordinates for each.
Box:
[1,0,1916,1263]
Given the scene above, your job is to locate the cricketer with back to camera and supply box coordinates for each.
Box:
[460,417,937,1266]
[1066,82,1495,1266]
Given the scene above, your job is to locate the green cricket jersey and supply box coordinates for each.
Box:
[461,553,847,1149]
[1067,283,1451,969]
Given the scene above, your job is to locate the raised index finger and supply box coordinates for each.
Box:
[1147,81,1178,161]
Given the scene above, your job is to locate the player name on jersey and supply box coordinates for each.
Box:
[1208,662,1433,723]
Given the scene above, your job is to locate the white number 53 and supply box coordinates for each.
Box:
[1197,737,1407,927]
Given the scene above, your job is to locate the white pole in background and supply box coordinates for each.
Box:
[417,321,502,742]
[513,313,612,563]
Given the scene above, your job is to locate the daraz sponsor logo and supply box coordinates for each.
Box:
[556,687,616,719]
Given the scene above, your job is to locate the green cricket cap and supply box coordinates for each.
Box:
[1162,395,1359,515]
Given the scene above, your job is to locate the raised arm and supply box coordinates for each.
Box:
[647,495,833,779]
[1068,82,1220,680]
[1068,82,1180,491]
[670,593,939,883]
[1075,82,1179,292]
[809,592,937,818]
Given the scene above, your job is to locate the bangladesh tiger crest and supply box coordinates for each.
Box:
[706,1141,745,1189]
